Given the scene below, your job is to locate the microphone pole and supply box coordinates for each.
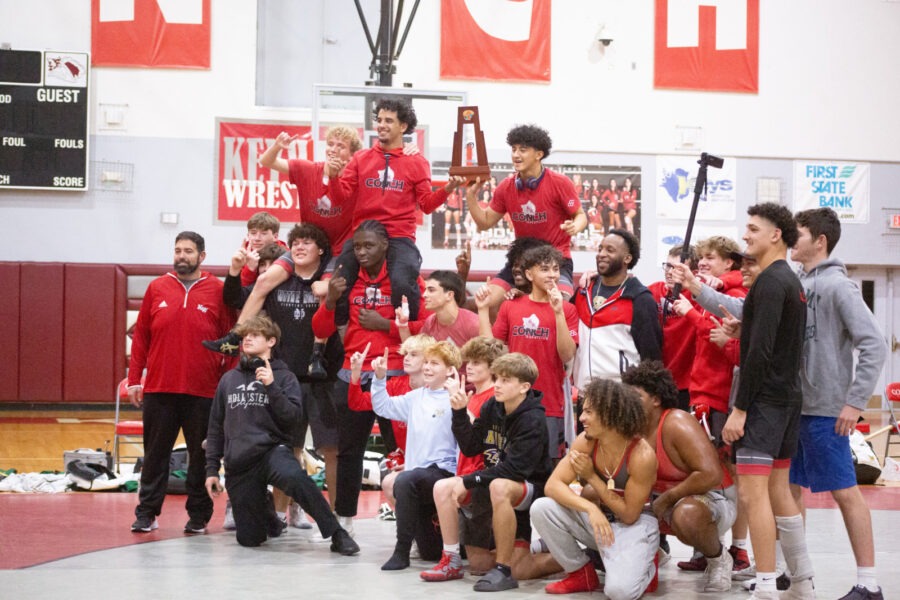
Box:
[670,152,724,299]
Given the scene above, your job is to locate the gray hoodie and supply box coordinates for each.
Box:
[798,258,886,416]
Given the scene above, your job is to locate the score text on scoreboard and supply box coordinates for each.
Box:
[0,49,90,191]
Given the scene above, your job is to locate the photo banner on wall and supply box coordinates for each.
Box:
[656,155,737,220]
[440,0,551,83]
[793,161,870,223]
[91,0,211,68]
[654,0,759,93]
[429,163,642,252]
[215,120,313,223]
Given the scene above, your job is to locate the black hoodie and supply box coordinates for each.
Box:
[451,389,552,490]
[205,358,303,477]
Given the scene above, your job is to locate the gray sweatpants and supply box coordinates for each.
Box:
[531,497,659,600]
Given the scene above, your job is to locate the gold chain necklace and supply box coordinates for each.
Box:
[597,441,628,490]
[593,277,627,310]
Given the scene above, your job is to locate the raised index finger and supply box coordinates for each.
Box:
[361,341,371,358]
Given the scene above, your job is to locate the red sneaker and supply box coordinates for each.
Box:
[545,562,601,595]
[420,551,463,582]
[677,554,708,571]
[729,545,752,571]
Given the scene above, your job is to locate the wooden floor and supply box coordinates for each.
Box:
[0,405,893,474]
[0,407,177,473]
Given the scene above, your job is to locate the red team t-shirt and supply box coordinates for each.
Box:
[491,296,579,418]
[489,169,580,258]
[287,159,354,256]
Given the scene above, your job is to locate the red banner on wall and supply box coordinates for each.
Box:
[91,0,211,68]
[216,120,313,223]
[440,0,550,83]
[654,0,758,93]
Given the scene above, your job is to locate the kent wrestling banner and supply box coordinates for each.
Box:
[92,0,211,68]
[440,0,551,83]
[215,119,313,223]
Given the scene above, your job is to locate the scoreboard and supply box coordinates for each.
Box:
[0,49,90,191]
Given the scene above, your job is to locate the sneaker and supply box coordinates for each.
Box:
[779,577,815,600]
[307,347,328,379]
[409,540,421,560]
[678,551,708,571]
[545,562,600,595]
[744,573,792,591]
[184,517,208,534]
[838,585,884,600]
[222,500,235,531]
[421,551,464,582]
[734,556,757,581]
[658,535,672,566]
[330,528,360,556]
[289,503,313,530]
[474,566,519,592]
[730,545,752,572]
[377,502,396,521]
[201,331,241,356]
[131,515,158,533]
[703,547,734,592]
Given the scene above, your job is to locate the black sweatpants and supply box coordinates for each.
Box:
[136,393,213,523]
[226,445,340,547]
[333,378,396,518]
[393,464,452,562]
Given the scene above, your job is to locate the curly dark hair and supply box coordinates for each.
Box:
[520,244,563,271]
[373,97,417,133]
[607,228,641,269]
[621,360,680,411]
[506,124,552,158]
[581,378,647,438]
[748,202,799,248]
[287,223,331,258]
[506,237,551,266]
[795,207,841,255]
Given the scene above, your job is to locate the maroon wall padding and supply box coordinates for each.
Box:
[19,263,65,402]
[0,264,21,401]
[113,266,128,391]
[63,265,118,402]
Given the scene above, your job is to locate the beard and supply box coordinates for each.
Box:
[173,259,199,276]
[597,255,626,278]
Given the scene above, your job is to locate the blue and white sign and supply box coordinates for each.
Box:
[656,155,737,220]
[793,162,870,223]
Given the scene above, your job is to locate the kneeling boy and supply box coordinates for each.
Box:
[204,315,358,555]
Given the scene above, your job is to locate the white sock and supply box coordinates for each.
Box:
[858,567,879,592]
[756,571,777,593]
[732,537,749,551]
[775,539,788,574]
[276,511,286,521]
[443,543,460,555]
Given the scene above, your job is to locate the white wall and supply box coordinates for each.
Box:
[1,0,899,280]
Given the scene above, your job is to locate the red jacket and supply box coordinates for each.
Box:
[327,142,447,240]
[128,272,236,397]
[648,281,697,391]
[686,270,747,414]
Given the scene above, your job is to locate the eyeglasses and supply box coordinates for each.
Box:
[661,262,678,271]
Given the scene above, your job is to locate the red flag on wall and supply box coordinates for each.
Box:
[440,0,550,83]
[654,0,758,93]
[91,0,211,68]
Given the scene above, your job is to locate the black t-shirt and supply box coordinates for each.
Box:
[735,260,806,409]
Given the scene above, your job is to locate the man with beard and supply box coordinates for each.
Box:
[572,229,661,388]
[128,231,236,534]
